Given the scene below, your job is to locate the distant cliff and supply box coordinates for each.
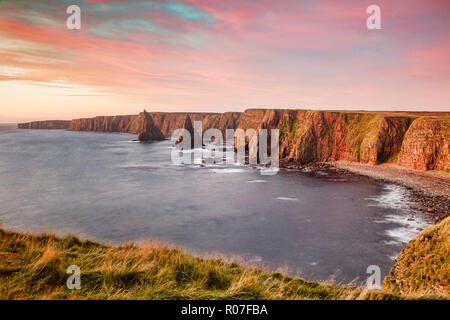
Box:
[67,112,217,136]
[67,115,140,133]
[17,120,71,129]
[18,109,450,171]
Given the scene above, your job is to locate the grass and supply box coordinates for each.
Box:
[0,228,401,300]
[383,217,450,297]
[0,221,448,300]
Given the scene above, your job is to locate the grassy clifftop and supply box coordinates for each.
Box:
[383,217,450,297]
[0,228,399,300]
[1,223,448,300]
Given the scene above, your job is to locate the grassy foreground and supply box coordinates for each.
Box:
[0,221,447,300]
[383,217,449,297]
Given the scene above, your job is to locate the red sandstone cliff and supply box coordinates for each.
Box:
[67,112,216,136]
[151,112,214,136]
[18,109,449,172]
[397,118,449,171]
[238,110,413,165]
[67,115,140,133]
[137,110,165,142]
[234,109,448,171]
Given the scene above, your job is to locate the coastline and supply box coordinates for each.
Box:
[282,160,449,223]
[1,129,448,298]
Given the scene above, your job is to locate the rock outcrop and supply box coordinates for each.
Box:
[137,110,165,142]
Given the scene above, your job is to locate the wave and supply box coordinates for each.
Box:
[276,197,298,201]
[209,168,246,174]
[382,214,428,244]
[365,184,412,210]
[368,184,430,245]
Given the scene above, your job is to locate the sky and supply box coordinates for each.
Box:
[0,0,449,122]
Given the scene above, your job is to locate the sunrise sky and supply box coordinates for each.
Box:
[0,0,449,122]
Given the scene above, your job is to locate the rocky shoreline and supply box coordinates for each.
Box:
[281,160,449,223]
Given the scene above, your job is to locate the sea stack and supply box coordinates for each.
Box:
[137,109,165,142]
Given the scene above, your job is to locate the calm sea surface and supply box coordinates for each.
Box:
[0,124,430,284]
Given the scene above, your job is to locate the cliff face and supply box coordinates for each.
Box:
[18,109,449,172]
[383,217,449,296]
[233,109,448,171]
[202,112,242,134]
[67,115,140,133]
[174,114,195,147]
[151,112,214,137]
[18,120,71,129]
[234,109,415,166]
[397,118,449,171]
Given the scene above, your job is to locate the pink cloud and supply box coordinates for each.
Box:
[0,0,448,121]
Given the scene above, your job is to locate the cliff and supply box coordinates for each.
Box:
[236,110,414,165]
[233,109,448,171]
[67,115,141,133]
[67,112,216,136]
[151,112,214,136]
[174,114,195,147]
[17,120,71,130]
[18,109,449,171]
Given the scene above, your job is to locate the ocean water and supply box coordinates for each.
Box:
[0,124,431,284]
